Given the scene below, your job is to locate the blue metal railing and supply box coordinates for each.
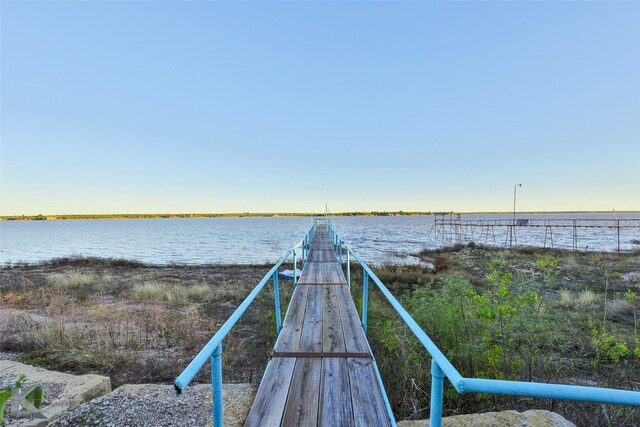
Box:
[327,223,640,427]
[174,220,327,427]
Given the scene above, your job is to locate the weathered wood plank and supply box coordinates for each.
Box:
[328,263,347,284]
[347,358,391,426]
[309,245,334,254]
[275,285,310,352]
[298,263,317,284]
[281,358,322,426]
[299,262,346,285]
[335,285,369,353]
[300,285,323,352]
[319,358,354,426]
[308,249,336,262]
[322,285,346,353]
[244,357,296,426]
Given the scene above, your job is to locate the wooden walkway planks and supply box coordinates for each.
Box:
[281,358,322,425]
[307,249,336,262]
[322,285,346,353]
[245,225,391,427]
[298,262,346,285]
[244,357,296,426]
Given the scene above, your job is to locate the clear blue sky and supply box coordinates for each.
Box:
[1,1,639,215]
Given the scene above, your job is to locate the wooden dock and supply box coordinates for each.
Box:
[245,225,391,426]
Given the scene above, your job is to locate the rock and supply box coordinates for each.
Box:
[398,410,576,427]
[204,383,257,427]
[0,360,111,426]
[52,383,256,427]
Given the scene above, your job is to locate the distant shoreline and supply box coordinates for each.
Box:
[2,211,639,221]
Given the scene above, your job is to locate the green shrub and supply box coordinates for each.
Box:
[589,321,630,364]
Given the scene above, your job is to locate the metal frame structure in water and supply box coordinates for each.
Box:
[433,215,640,252]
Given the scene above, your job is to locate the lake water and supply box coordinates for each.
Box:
[1,213,639,266]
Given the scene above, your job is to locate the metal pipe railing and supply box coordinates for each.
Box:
[174,221,324,427]
[327,223,640,427]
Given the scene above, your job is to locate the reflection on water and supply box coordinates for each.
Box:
[1,213,638,266]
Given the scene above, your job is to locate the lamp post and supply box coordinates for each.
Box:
[513,183,522,225]
[511,183,522,246]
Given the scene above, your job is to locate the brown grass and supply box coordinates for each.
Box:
[0,261,276,386]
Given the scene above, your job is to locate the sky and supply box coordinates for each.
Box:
[1,1,639,215]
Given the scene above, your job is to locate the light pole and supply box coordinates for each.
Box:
[513,183,522,225]
[510,183,522,246]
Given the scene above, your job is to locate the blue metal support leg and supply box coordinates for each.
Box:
[430,360,444,427]
[346,249,351,288]
[273,272,281,333]
[302,238,306,265]
[211,344,223,427]
[362,270,369,333]
[292,250,297,288]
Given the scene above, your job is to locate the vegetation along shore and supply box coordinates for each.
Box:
[1,245,639,426]
[3,211,638,221]
[2,212,431,221]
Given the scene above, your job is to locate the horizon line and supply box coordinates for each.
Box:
[2,209,639,221]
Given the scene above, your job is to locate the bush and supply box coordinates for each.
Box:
[368,266,558,419]
[589,321,630,364]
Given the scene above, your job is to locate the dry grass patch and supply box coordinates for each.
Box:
[558,289,598,308]
[49,271,97,288]
[131,281,210,305]
[606,298,635,318]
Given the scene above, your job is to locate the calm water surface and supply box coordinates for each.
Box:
[1,214,638,266]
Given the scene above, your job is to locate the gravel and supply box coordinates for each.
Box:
[50,383,255,427]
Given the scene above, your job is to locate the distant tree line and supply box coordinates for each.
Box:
[1,211,437,221]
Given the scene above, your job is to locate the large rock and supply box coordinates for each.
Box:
[51,383,256,427]
[398,410,576,427]
[0,360,111,426]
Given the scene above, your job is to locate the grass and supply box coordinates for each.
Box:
[43,256,146,268]
[360,246,640,426]
[558,289,598,308]
[607,298,635,318]
[0,260,276,387]
[130,281,211,305]
[49,271,97,288]
[1,250,639,426]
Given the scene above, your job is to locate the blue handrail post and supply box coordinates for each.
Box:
[293,249,297,288]
[346,249,351,288]
[273,271,281,333]
[362,269,369,333]
[430,360,444,427]
[211,343,223,427]
[302,237,306,266]
[339,239,343,266]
